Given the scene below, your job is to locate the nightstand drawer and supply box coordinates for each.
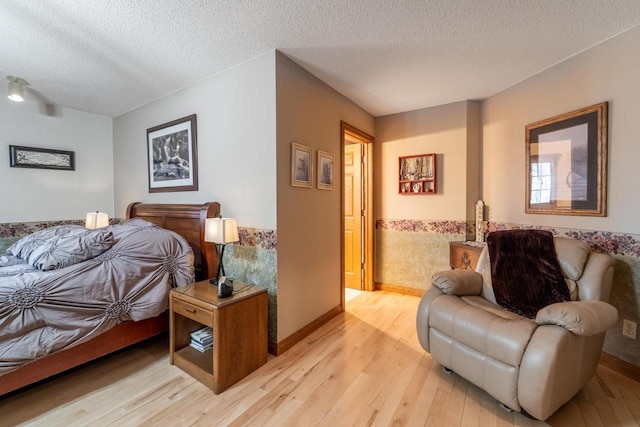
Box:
[172,298,212,325]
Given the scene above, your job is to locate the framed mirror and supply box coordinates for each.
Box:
[525,102,608,216]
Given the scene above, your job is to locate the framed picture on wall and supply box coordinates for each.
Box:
[291,142,313,188]
[317,150,334,190]
[9,145,75,171]
[147,114,198,193]
[525,102,608,216]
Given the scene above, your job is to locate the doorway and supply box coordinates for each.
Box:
[341,122,374,298]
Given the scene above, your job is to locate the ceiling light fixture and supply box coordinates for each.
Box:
[7,76,28,102]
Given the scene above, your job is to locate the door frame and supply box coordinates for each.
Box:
[341,121,374,310]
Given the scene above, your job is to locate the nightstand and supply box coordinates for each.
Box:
[449,241,484,270]
[169,279,268,394]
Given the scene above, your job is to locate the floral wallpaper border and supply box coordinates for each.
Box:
[376,218,640,259]
[484,222,640,258]
[9,217,635,257]
[0,221,277,251]
[237,227,277,251]
[376,219,468,235]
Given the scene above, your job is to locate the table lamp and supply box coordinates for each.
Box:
[204,217,239,292]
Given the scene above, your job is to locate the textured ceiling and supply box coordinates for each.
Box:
[2,0,640,118]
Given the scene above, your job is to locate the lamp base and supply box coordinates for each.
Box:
[218,279,234,298]
[210,276,234,298]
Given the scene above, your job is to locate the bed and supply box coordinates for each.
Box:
[0,201,219,396]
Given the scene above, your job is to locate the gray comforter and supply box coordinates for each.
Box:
[0,218,194,375]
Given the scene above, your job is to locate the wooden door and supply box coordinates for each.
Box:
[344,143,363,290]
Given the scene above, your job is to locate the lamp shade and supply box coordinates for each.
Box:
[85,211,109,229]
[205,217,239,244]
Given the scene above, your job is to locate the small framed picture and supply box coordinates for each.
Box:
[9,145,75,171]
[291,143,313,188]
[317,150,334,190]
[147,114,198,193]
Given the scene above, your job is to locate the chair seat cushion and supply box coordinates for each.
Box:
[429,295,537,367]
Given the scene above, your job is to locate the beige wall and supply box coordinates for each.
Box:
[375,100,480,221]
[113,51,277,229]
[275,52,374,341]
[0,98,113,222]
[482,25,640,234]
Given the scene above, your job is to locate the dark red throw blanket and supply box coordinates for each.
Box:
[487,230,569,319]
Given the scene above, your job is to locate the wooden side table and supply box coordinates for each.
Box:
[449,241,484,270]
[169,279,268,394]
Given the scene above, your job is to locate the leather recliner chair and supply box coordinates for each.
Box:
[416,236,617,420]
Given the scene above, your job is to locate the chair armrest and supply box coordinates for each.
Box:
[431,270,482,296]
[536,300,618,336]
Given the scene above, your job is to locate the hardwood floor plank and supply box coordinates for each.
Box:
[582,373,617,426]
[224,377,296,426]
[1,290,640,427]
[390,356,435,427]
[461,382,498,427]
[319,372,380,426]
[366,349,424,426]
[408,360,454,427]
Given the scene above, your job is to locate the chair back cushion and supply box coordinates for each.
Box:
[554,237,590,280]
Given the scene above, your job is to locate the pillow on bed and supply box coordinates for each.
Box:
[6,225,85,259]
[27,229,114,271]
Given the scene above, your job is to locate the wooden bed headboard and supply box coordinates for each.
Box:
[126,202,220,281]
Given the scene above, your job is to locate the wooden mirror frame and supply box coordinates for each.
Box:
[525,102,608,216]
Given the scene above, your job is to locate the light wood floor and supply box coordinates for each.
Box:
[2,291,640,427]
